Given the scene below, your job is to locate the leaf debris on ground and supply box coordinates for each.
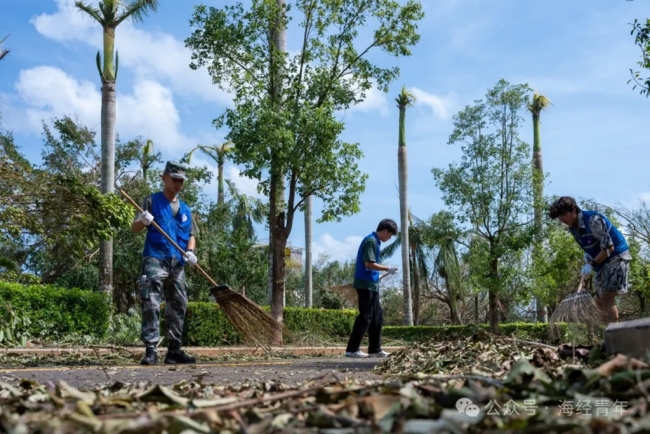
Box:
[2,334,650,432]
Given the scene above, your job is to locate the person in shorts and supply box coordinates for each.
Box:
[549,196,631,323]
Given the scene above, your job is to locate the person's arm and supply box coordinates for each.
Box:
[186,236,196,252]
[361,239,390,272]
[131,198,152,233]
[588,215,615,265]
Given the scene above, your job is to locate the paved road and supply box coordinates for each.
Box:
[0,357,385,389]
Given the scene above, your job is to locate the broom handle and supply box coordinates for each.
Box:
[577,275,585,292]
[119,189,219,288]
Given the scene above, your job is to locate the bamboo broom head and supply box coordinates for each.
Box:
[210,285,288,349]
[325,283,358,306]
[549,275,607,339]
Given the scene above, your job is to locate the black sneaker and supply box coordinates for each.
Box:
[140,347,158,365]
[164,349,196,364]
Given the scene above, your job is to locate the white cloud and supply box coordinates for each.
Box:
[313,233,363,264]
[409,87,459,120]
[13,66,192,152]
[352,86,390,116]
[225,165,264,200]
[30,0,232,106]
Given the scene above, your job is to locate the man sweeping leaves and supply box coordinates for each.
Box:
[132,162,199,365]
[549,196,631,323]
[345,219,399,358]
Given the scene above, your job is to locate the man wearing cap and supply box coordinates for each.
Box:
[131,161,199,365]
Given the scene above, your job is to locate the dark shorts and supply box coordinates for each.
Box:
[595,255,630,297]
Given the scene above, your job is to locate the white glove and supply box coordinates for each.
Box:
[583,253,593,264]
[386,266,398,275]
[136,211,154,226]
[184,251,198,267]
[580,263,593,276]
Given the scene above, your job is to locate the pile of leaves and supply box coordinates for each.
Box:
[2,353,650,433]
[374,332,574,378]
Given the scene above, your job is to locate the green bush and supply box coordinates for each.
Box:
[163,303,359,346]
[383,322,568,343]
[164,302,566,346]
[0,280,111,340]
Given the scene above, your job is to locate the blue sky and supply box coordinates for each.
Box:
[1,0,649,267]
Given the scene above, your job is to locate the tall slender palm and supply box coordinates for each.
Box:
[381,210,430,325]
[225,180,268,240]
[528,92,551,323]
[396,87,415,325]
[304,194,313,307]
[186,141,235,205]
[75,0,160,295]
[137,138,161,184]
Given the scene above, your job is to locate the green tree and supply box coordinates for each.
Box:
[432,79,535,333]
[74,0,160,295]
[528,92,551,323]
[0,128,132,284]
[629,18,650,97]
[396,87,415,325]
[186,0,424,339]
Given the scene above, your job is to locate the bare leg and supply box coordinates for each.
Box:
[598,292,618,323]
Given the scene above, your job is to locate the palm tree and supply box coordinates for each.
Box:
[185,141,235,205]
[137,139,161,184]
[225,180,268,240]
[395,86,415,326]
[0,35,9,61]
[75,0,160,295]
[528,92,551,323]
[381,211,430,324]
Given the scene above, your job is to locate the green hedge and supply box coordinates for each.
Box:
[0,282,570,346]
[0,281,112,339]
[383,323,568,343]
[168,302,567,346]
[164,303,358,346]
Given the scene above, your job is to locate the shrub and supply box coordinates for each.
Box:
[0,280,111,340]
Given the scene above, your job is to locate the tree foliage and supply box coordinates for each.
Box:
[629,18,650,97]
[432,79,536,332]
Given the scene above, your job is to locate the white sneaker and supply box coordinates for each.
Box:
[369,350,389,358]
[345,350,369,358]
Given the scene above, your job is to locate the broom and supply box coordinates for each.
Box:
[327,273,389,306]
[549,274,607,339]
[120,190,284,349]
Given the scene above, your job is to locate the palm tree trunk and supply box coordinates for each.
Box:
[398,106,413,326]
[304,194,313,308]
[411,244,420,325]
[217,161,225,205]
[98,79,116,294]
[532,111,547,323]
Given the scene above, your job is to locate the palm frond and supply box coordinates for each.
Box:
[115,0,160,26]
[379,235,401,260]
[74,1,105,24]
[395,85,416,108]
[527,92,552,114]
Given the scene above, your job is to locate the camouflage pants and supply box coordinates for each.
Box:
[595,253,631,298]
[139,256,188,349]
